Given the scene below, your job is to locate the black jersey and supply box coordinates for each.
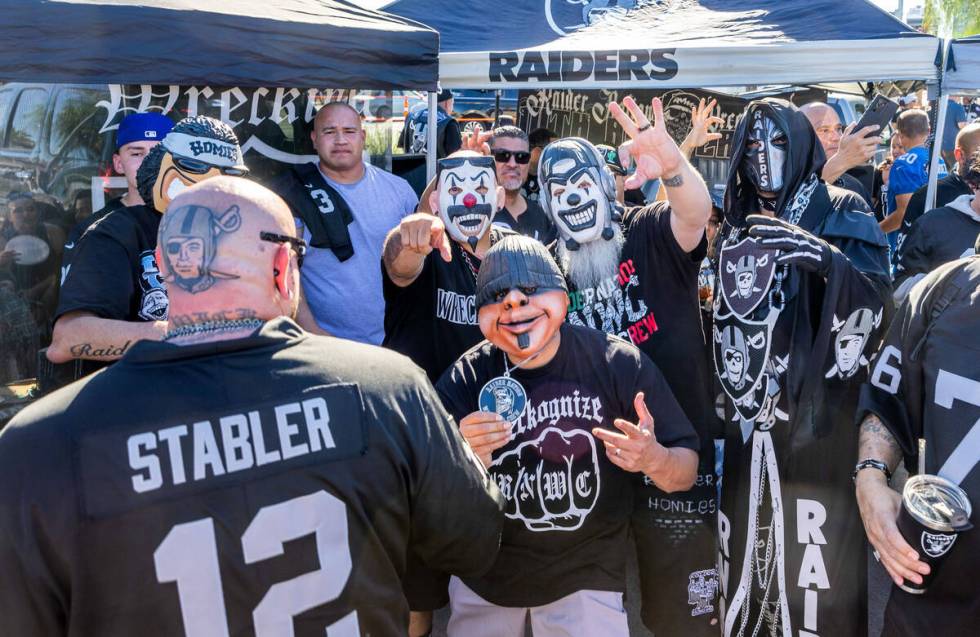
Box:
[894,197,980,289]
[0,318,504,637]
[856,257,980,637]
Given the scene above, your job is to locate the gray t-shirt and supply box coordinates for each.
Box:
[298,162,417,344]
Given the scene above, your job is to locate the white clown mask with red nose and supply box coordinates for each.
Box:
[436,155,498,250]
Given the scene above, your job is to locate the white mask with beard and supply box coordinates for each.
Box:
[547,162,613,248]
[557,223,624,292]
[437,156,496,250]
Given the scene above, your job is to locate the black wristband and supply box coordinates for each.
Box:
[853,458,892,484]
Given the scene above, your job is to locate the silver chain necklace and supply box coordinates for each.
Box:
[502,331,560,376]
[164,318,265,341]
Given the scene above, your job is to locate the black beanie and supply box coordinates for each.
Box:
[476,235,567,309]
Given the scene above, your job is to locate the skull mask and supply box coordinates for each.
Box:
[742,110,787,196]
[436,156,497,250]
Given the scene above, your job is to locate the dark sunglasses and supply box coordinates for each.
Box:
[492,150,531,165]
[174,155,250,177]
[260,231,307,268]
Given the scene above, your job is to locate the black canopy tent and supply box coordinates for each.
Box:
[1,0,439,90]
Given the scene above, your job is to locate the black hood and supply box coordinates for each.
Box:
[723,98,826,228]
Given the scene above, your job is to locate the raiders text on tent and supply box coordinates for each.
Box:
[127,398,337,493]
[488,49,678,84]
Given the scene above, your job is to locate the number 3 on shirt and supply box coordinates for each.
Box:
[153,490,359,636]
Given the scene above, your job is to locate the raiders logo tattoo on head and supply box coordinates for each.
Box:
[436,156,497,250]
[159,204,242,293]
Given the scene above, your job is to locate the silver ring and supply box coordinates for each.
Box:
[637,123,652,132]
[615,448,621,457]
[873,550,881,563]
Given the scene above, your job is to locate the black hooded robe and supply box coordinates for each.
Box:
[713,100,891,637]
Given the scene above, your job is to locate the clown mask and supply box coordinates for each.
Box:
[151,130,248,212]
[539,139,616,251]
[742,111,787,196]
[434,156,498,250]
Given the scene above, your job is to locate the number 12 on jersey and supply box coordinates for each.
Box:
[154,490,360,636]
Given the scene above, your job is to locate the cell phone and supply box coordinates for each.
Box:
[854,95,899,137]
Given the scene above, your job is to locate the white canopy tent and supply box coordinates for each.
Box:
[387,0,941,178]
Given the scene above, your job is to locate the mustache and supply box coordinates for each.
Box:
[447,204,493,219]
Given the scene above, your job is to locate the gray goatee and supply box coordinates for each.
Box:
[557,225,625,292]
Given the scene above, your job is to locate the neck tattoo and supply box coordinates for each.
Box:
[164,318,265,341]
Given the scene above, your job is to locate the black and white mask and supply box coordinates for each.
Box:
[437,156,496,250]
[539,139,617,251]
[742,111,787,195]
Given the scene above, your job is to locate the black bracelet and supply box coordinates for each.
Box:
[852,458,892,484]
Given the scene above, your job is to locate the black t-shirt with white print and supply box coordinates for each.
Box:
[382,228,507,382]
[856,257,980,637]
[54,204,168,379]
[565,203,715,476]
[436,323,699,607]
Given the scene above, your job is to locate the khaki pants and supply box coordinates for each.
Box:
[446,576,629,637]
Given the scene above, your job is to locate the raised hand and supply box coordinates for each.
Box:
[397,213,452,262]
[680,97,724,157]
[608,96,686,190]
[459,410,513,468]
[836,122,881,169]
[747,214,833,275]
[461,125,493,156]
[593,392,667,474]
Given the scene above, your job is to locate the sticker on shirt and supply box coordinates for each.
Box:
[687,568,719,617]
[490,427,600,532]
[718,237,779,318]
[137,250,168,321]
[479,376,528,423]
[824,307,882,379]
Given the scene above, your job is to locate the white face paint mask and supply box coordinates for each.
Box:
[547,165,611,247]
[437,156,497,250]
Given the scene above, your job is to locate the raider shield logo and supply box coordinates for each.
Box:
[718,237,779,318]
[713,313,772,409]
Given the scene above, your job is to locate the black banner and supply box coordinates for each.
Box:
[518,87,747,161]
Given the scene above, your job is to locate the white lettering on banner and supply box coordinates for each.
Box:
[796,499,830,636]
[96,84,353,164]
[488,49,679,85]
[127,397,336,492]
[435,288,477,325]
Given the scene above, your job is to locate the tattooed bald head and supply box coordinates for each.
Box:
[156,176,301,340]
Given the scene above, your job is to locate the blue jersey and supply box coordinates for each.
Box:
[887,146,947,214]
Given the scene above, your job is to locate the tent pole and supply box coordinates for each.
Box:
[426,91,438,182]
[494,90,501,128]
[926,91,948,212]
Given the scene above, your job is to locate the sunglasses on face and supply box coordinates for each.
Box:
[173,155,250,177]
[492,150,531,165]
[260,231,307,268]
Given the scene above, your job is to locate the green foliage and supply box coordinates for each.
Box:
[923,0,980,38]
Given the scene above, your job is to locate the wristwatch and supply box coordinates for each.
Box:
[852,458,892,484]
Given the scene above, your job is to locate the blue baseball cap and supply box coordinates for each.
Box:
[116,112,174,150]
